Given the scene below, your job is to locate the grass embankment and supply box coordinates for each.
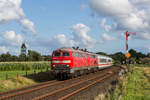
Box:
[0,76,36,92]
[107,65,150,100]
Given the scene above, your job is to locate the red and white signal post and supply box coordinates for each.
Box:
[125,31,136,62]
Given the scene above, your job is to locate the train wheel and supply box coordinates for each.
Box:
[77,71,81,76]
[56,73,64,81]
[74,71,78,78]
[64,73,68,80]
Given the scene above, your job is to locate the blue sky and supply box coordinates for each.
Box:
[0,0,150,55]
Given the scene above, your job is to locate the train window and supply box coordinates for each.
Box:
[100,59,107,63]
[83,53,87,57]
[54,52,61,57]
[90,55,95,58]
[108,59,111,62]
[73,52,87,57]
[62,52,70,57]
[93,55,96,58]
[78,52,82,57]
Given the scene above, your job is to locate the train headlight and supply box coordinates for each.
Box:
[67,65,69,67]
[62,60,71,63]
[52,60,60,63]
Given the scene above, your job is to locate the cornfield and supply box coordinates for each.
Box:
[0,61,50,71]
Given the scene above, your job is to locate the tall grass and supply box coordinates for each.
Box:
[106,66,150,100]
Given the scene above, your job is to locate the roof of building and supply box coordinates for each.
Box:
[21,43,26,49]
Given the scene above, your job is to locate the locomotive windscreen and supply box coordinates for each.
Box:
[53,51,61,57]
[62,52,70,57]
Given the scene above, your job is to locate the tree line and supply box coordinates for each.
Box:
[97,49,150,65]
[0,49,150,64]
[0,50,51,62]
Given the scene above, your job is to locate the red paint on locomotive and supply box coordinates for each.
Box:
[51,47,112,79]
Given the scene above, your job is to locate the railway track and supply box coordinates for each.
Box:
[0,66,120,100]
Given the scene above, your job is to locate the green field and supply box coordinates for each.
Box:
[108,65,150,100]
[0,61,51,80]
[0,69,50,80]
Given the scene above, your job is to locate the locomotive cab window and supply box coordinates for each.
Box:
[62,52,70,57]
[53,52,61,57]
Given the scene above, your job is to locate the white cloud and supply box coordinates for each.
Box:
[89,0,150,40]
[101,33,116,41]
[71,23,96,48]
[0,0,23,23]
[32,24,97,49]
[0,0,36,34]
[100,18,111,32]
[55,34,67,45]
[89,0,133,16]
[20,18,36,34]
[0,46,8,53]
[3,30,24,46]
[54,34,77,47]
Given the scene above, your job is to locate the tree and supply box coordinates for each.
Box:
[109,52,125,64]
[0,52,11,62]
[96,52,107,56]
[27,50,41,61]
[140,57,150,64]
[129,49,146,63]
[11,55,19,61]
[41,55,51,61]
[129,49,137,58]
[147,53,150,58]
[19,53,26,61]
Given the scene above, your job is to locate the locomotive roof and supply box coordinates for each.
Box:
[54,47,112,59]
[54,47,94,54]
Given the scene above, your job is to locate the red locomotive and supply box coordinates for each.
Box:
[51,47,112,80]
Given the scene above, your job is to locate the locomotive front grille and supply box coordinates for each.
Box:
[52,64,70,73]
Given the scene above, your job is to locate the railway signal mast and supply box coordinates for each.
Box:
[125,31,136,63]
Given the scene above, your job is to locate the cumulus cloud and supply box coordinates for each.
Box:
[101,33,116,41]
[20,18,36,34]
[71,24,96,48]
[32,24,97,49]
[2,30,24,46]
[52,34,77,47]
[0,0,36,34]
[89,0,150,40]
[100,18,111,32]
[0,46,8,53]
